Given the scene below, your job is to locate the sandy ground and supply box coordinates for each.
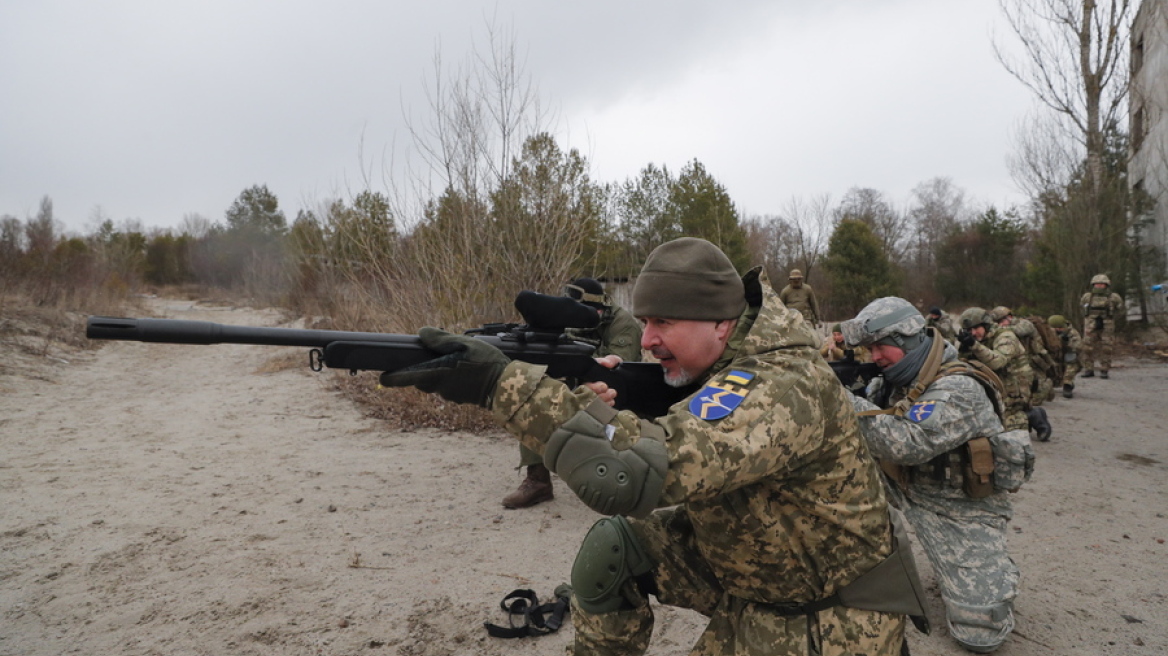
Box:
[1,299,1166,656]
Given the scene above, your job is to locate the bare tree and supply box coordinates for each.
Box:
[995,0,1133,194]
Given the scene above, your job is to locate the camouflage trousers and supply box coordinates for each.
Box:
[1062,360,1082,386]
[569,507,905,656]
[1003,394,1030,431]
[517,443,543,468]
[1030,374,1054,407]
[1082,318,1116,371]
[903,487,1018,653]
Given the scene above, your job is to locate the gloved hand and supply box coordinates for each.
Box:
[957,330,976,352]
[379,327,509,407]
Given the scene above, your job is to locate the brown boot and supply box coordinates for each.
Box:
[502,464,554,509]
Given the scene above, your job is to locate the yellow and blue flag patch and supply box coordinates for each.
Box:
[689,370,754,421]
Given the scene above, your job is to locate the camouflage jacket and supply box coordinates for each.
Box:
[492,268,893,604]
[1011,319,1056,377]
[926,313,957,343]
[565,303,643,362]
[1059,327,1083,357]
[778,283,820,324]
[1080,290,1124,321]
[853,342,1011,508]
[963,326,1032,404]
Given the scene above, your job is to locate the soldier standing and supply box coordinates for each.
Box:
[958,308,1034,432]
[778,268,821,326]
[1079,273,1124,379]
[843,298,1028,653]
[1049,315,1083,398]
[502,277,642,509]
[382,238,925,655]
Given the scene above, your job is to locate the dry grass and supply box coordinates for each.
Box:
[330,372,499,433]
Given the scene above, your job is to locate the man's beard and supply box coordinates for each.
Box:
[663,366,696,388]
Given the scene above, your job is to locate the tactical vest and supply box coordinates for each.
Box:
[1086,292,1113,319]
[861,329,1033,498]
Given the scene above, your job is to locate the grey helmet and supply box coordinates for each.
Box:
[840,297,926,348]
[960,307,993,331]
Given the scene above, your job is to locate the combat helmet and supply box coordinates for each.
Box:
[1091,273,1111,287]
[960,307,993,331]
[1048,315,1068,328]
[989,306,1012,322]
[840,297,926,348]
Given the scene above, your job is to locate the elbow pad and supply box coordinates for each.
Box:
[543,401,669,518]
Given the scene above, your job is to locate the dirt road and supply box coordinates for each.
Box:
[1,300,1165,655]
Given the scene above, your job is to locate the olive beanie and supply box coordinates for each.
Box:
[632,237,746,320]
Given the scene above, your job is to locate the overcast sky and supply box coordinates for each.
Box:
[0,0,1039,234]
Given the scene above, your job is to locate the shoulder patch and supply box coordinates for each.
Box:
[689,370,754,421]
[907,400,938,423]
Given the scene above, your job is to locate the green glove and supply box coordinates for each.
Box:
[378,327,509,407]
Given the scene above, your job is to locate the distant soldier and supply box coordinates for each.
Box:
[778,268,821,326]
[988,307,1052,442]
[1079,274,1124,379]
[926,307,958,343]
[958,308,1034,432]
[1049,315,1083,398]
[502,277,642,509]
[821,323,870,363]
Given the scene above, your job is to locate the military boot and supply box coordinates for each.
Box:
[1062,383,1074,399]
[1027,407,1052,442]
[1082,369,1095,378]
[1100,370,1109,379]
[502,464,554,509]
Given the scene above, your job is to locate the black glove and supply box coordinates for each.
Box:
[379,327,509,407]
[957,330,976,352]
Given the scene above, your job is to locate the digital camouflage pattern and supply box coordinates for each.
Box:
[854,341,1020,653]
[1080,286,1124,373]
[778,281,821,325]
[524,303,645,467]
[962,326,1033,431]
[492,268,906,655]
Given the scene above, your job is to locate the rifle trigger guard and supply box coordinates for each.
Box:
[309,348,324,372]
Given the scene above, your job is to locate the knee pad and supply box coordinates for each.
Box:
[947,599,1015,653]
[571,516,654,614]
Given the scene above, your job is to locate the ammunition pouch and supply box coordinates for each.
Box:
[962,437,995,498]
[1094,316,1104,331]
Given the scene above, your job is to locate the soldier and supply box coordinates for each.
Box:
[842,298,1027,654]
[382,238,925,655]
[958,308,1033,432]
[1049,315,1083,398]
[927,307,958,343]
[503,277,643,509]
[1079,273,1124,379]
[820,323,870,363]
[778,268,821,326]
[988,307,1052,442]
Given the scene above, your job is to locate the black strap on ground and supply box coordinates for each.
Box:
[484,588,571,639]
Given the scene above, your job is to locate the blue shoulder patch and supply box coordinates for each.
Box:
[907,400,938,423]
[689,370,754,421]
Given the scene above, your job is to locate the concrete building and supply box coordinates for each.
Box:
[1130,0,1168,319]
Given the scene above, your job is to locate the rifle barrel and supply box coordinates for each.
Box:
[85,317,418,348]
